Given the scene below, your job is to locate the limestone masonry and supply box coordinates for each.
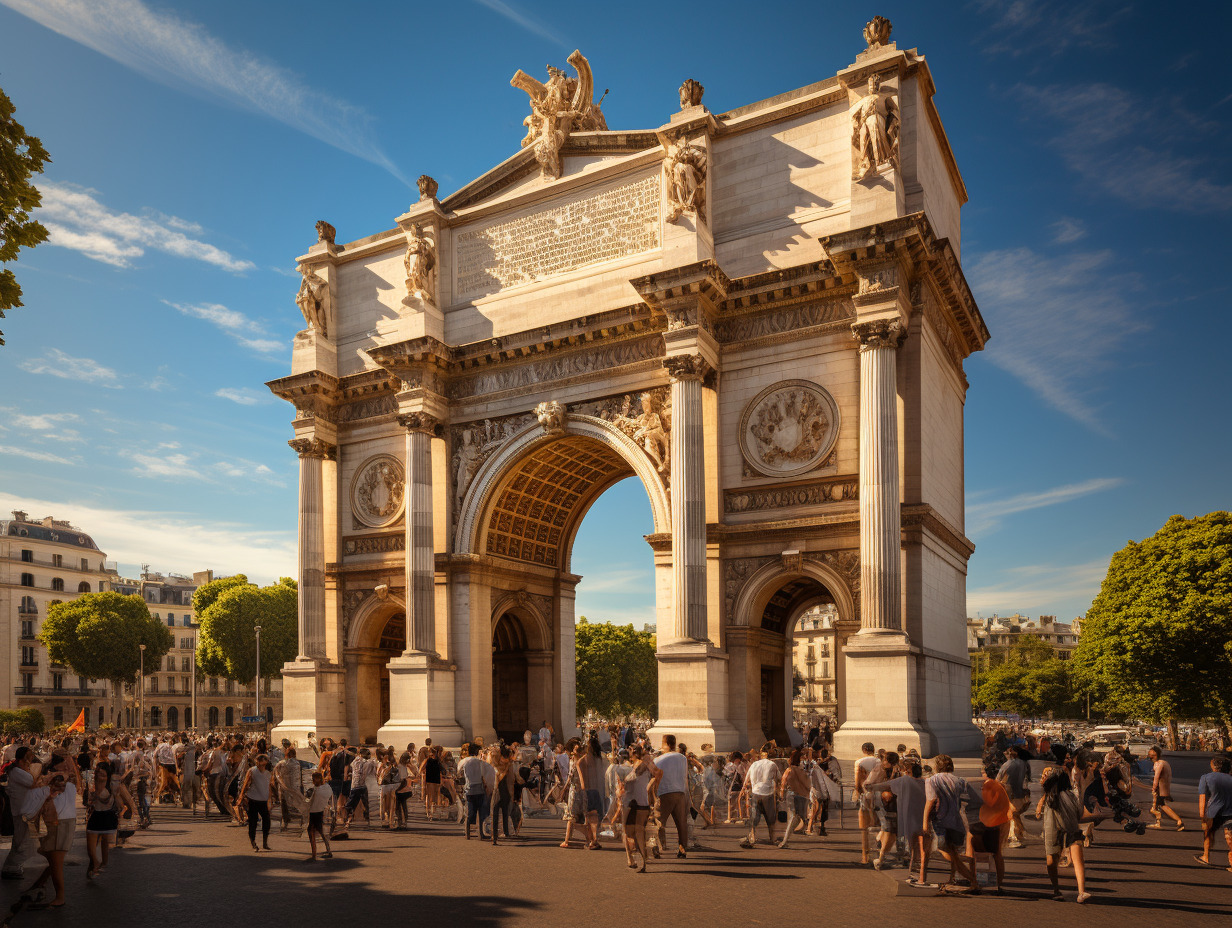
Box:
[271,17,989,755]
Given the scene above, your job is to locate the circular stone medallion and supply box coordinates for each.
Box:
[350,454,405,528]
[739,380,840,478]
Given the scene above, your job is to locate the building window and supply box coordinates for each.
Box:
[149,677,158,693]
[182,676,189,693]
[52,554,62,568]
[51,578,64,592]
[78,581,91,593]
[80,558,89,571]
[225,707,234,727]
[19,596,36,615]
[183,614,190,625]
[167,615,175,626]
[20,620,33,638]
[20,573,34,587]
[150,706,161,727]
[21,549,32,562]
[21,646,36,666]
[181,656,191,672]
[20,674,33,692]
[167,677,176,693]
[210,678,219,694]
[78,676,86,691]
[53,706,63,724]
[52,673,63,692]
[821,661,830,678]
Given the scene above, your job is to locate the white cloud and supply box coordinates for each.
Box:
[968,247,1145,433]
[18,348,121,387]
[121,445,284,487]
[1,0,406,183]
[474,0,567,45]
[214,388,263,406]
[163,300,282,357]
[966,477,1125,536]
[967,559,1110,617]
[9,412,79,432]
[38,182,255,272]
[127,451,205,481]
[974,0,1128,57]
[0,446,79,465]
[0,493,296,584]
[1050,217,1086,243]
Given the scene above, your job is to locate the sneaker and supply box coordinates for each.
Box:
[1076,892,1092,905]
[600,829,615,838]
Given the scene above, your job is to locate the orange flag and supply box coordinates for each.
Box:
[66,709,86,733]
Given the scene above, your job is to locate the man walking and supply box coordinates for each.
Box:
[654,735,690,858]
[739,743,780,849]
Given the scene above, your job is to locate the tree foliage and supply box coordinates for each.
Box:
[197,577,297,682]
[574,618,657,717]
[40,592,173,687]
[0,86,51,345]
[0,708,45,734]
[1072,512,1232,726]
[972,633,1083,718]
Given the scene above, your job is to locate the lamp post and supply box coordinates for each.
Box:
[254,625,262,722]
[190,641,197,731]
[138,643,146,736]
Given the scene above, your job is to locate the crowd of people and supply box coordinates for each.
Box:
[0,719,1228,911]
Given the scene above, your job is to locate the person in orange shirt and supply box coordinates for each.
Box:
[967,761,1011,893]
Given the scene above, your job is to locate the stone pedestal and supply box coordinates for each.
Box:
[830,634,930,756]
[649,641,740,750]
[272,658,348,745]
[377,653,465,747]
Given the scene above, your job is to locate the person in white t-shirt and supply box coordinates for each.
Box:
[654,735,690,858]
[739,744,781,848]
[305,772,333,861]
[854,742,881,865]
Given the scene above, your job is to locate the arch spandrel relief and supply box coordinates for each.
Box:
[739,380,841,479]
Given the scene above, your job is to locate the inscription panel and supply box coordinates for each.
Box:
[454,175,661,300]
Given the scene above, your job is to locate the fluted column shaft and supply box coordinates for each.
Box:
[667,356,710,641]
[854,320,904,634]
[290,439,332,660]
[402,415,438,654]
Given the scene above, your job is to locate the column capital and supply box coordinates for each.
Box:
[664,353,714,383]
[397,412,442,436]
[288,437,336,459]
[851,318,906,350]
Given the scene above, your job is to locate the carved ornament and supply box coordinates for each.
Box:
[863,15,892,49]
[535,400,567,434]
[403,223,437,305]
[663,353,712,383]
[716,300,854,344]
[510,50,608,180]
[678,78,704,109]
[397,412,442,436]
[739,380,841,479]
[851,318,905,349]
[725,478,856,514]
[288,437,336,460]
[315,220,336,245]
[350,454,405,529]
[416,175,438,201]
[450,413,537,517]
[343,533,405,556]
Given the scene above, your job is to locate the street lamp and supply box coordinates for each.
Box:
[254,625,262,723]
[138,643,146,736]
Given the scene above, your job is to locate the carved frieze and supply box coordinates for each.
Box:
[447,336,664,400]
[725,477,856,514]
[724,556,774,623]
[350,454,404,529]
[337,394,398,422]
[716,300,854,344]
[573,389,672,482]
[342,533,405,556]
[739,380,841,479]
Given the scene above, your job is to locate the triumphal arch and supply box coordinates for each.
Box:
[270,17,989,755]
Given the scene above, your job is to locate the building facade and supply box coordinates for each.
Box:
[0,511,115,726]
[967,614,1081,660]
[792,604,839,723]
[107,570,284,730]
[272,19,988,754]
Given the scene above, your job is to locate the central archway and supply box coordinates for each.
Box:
[452,414,671,743]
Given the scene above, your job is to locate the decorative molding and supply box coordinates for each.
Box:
[341,589,372,651]
[851,318,905,349]
[343,532,406,556]
[716,300,854,344]
[397,412,442,435]
[725,475,856,514]
[349,454,405,529]
[337,393,398,422]
[738,379,841,479]
[535,400,567,434]
[288,437,336,459]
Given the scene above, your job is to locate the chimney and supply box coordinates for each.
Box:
[11,510,27,522]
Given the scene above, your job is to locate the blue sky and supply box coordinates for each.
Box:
[0,0,1228,625]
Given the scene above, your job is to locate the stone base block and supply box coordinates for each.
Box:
[377,652,464,749]
[271,658,348,746]
[832,630,982,758]
[648,641,741,752]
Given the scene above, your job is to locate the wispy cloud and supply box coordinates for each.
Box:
[123,446,284,488]
[1050,217,1086,244]
[214,387,264,406]
[1015,83,1232,213]
[0,446,79,466]
[0,493,296,583]
[968,247,1145,432]
[8,411,78,432]
[966,477,1125,536]
[1,0,406,183]
[967,559,1110,617]
[163,300,282,357]
[973,0,1128,57]
[18,348,122,388]
[474,0,567,45]
[126,450,206,481]
[39,182,255,272]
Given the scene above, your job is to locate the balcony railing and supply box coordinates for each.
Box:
[14,686,108,697]
[19,660,38,670]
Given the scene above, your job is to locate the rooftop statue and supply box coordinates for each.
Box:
[851,72,899,181]
[511,50,607,180]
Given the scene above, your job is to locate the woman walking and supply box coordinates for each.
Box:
[620,745,654,872]
[85,766,121,878]
[239,754,277,852]
[421,745,443,821]
[1038,767,1108,903]
[305,772,334,861]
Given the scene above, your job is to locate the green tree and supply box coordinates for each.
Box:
[0,708,45,734]
[197,577,297,682]
[0,86,51,346]
[1073,512,1232,747]
[191,573,251,615]
[40,592,173,724]
[972,633,1083,718]
[574,618,657,717]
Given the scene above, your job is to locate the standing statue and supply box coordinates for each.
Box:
[511,50,607,180]
[295,264,330,337]
[850,73,899,181]
[453,428,482,511]
[663,139,707,224]
[403,223,436,304]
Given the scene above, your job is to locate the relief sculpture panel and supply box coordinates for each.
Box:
[350,454,405,529]
[739,380,841,479]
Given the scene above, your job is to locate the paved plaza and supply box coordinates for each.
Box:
[2,753,1227,927]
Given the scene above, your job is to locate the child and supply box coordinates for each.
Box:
[305,772,334,861]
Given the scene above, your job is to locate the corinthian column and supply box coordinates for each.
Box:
[853,319,905,634]
[399,413,439,654]
[289,438,334,660]
[665,354,711,641]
